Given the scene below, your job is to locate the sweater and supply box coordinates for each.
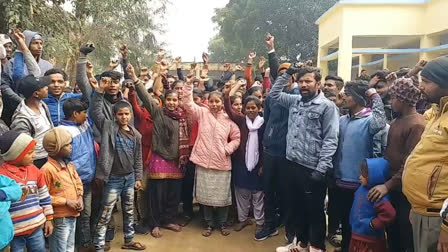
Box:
[0,175,22,249]
[134,81,180,161]
[0,163,53,236]
[59,119,97,184]
[43,92,83,126]
[128,91,154,166]
[41,158,83,218]
[384,113,424,191]
[224,97,264,191]
[182,82,240,171]
[350,158,396,241]
[90,91,143,183]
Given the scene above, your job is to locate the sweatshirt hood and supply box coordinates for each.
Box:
[366,158,390,187]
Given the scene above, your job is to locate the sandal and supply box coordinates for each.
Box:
[121,241,146,250]
[327,234,342,248]
[180,215,193,227]
[151,227,162,238]
[202,226,213,237]
[163,223,182,232]
[220,225,230,236]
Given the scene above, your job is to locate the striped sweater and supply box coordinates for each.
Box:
[0,163,53,236]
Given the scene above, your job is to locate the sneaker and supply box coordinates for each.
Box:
[254,226,279,241]
[309,246,324,252]
[276,238,308,252]
[255,224,263,234]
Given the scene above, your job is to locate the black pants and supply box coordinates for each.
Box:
[147,179,181,228]
[263,152,288,230]
[285,161,327,250]
[333,186,356,252]
[181,162,195,217]
[386,190,414,252]
[327,187,341,235]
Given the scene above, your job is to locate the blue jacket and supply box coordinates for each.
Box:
[43,93,83,126]
[270,73,340,174]
[59,119,96,183]
[334,96,386,186]
[262,85,299,157]
[0,175,22,250]
[350,158,396,239]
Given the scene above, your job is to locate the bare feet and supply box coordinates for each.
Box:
[151,227,162,238]
[163,223,182,232]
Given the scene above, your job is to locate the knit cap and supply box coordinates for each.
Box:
[278,63,291,74]
[345,81,370,106]
[389,77,421,107]
[43,127,72,157]
[0,131,36,163]
[421,56,448,88]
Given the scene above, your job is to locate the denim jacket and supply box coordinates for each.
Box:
[270,73,339,174]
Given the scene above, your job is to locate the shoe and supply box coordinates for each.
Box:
[234,219,252,231]
[104,242,111,252]
[276,238,308,252]
[255,224,263,234]
[254,226,279,241]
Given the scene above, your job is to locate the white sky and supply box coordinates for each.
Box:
[158,0,229,62]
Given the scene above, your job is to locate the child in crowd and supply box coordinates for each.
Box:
[41,127,83,252]
[91,77,145,251]
[183,74,241,237]
[129,64,189,238]
[230,95,243,114]
[349,158,396,252]
[0,131,54,252]
[59,98,97,250]
[0,175,22,251]
[224,81,265,234]
[11,75,54,168]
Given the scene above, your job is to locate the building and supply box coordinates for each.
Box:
[316,0,448,81]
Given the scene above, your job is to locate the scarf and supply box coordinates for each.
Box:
[245,115,264,172]
[163,107,190,170]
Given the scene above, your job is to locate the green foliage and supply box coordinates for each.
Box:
[208,0,337,62]
[1,0,167,82]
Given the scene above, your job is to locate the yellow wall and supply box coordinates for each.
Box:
[423,0,448,35]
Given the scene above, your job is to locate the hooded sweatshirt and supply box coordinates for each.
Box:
[350,158,396,241]
[4,30,53,89]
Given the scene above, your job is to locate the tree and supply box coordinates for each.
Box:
[208,0,337,63]
[1,0,167,83]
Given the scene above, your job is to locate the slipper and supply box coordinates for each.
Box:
[121,241,146,250]
[163,223,182,232]
[220,226,230,236]
[202,226,213,237]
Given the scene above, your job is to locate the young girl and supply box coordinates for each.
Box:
[130,65,190,239]
[230,95,243,114]
[224,81,265,234]
[183,76,241,237]
[349,158,396,252]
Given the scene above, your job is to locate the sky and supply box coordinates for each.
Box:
[158,0,229,62]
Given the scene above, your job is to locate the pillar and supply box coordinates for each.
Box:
[383,54,388,70]
[358,54,372,76]
[420,34,440,61]
[317,46,329,79]
[337,34,353,82]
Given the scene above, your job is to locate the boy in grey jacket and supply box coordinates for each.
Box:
[271,66,339,252]
[91,77,145,251]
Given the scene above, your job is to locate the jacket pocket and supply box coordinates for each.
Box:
[306,112,321,130]
[427,165,442,200]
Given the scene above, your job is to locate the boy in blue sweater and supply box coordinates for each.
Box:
[350,158,395,251]
[59,98,96,251]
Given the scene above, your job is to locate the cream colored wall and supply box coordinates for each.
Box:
[422,0,448,35]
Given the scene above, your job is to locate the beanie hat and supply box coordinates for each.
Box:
[389,77,421,107]
[278,63,291,74]
[345,81,370,106]
[0,34,12,46]
[421,56,448,88]
[0,131,36,163]
[43,127,72,157]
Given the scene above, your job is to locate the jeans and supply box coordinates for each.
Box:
[262,153,288,230]
[10,227,46,252]
[386,190,414,252]
[285,161,327,250]
[49,217,76,252]
[76,182,92,248]
[203,206,229,228]
[94,173,135,251]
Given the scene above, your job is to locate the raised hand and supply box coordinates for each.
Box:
[98,77,111,93]
[109,59,119,70]
[175,56,182,66]
[186,73,195,84]
[11,29,27,51]
[264,67,271,78]
[235,65,243,72]
[305,60,313,67]
[79,43,95,56]
[126,64,138,82]
[202,52,209,64]
[119,44,128,59]
[223,63,231,72]
[265,33,275,51]
[86,61,94,76]
[258,56,266,70]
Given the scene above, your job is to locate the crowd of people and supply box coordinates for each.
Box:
[1,27,448,252]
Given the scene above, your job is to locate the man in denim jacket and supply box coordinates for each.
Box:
[271,66,339,252]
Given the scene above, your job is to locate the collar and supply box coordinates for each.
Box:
[48,157,67,171]
[301,91,325,105]
[21,100,46,117]
[350,107,371,119]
